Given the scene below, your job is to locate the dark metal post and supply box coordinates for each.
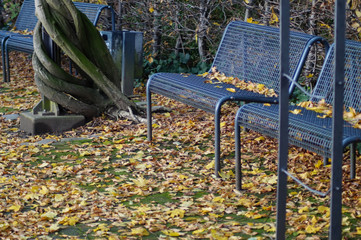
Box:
[330,0,346,239]
[276,0,290,239]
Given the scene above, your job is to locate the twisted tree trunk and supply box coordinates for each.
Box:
[33,0,141,118]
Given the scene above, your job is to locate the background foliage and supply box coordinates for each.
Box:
[2,0,361,81]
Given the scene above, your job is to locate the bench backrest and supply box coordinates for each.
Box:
[13,0,113,32]
[14,0,37,31]
[310,40,361,112]
[212,21,324,95]
[74,2,114,30]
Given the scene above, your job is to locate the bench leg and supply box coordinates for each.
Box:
[5,41,10,82]
[323,156,329,166]
[146,85,152,142]
[214,102,223,178]
[1,37,9,82]
[235,110,242,191]
[350,142,356,179]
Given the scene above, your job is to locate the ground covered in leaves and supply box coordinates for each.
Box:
[0,53,360,239]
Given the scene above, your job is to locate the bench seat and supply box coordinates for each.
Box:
[148,72,277,113]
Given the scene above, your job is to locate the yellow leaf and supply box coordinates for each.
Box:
[238,198,253,207]
[41,211,57,220]
[305,225,321,234]
[242,182,254,188]
[132,176,148,187]
[131,227,149,236]
[220,121,226,127]
[298,206,309,213]
[168,209,185,218]
[311,216,318,225]
[244,0,249,4]
[263,103,271,107]
[356,227,361,234]
[318,206,330,217]
[244,211,265,219]
[320,23,331,29]
[54,194,65,202]
[48,224,60,233]
[93,223,110,233]
[270,12,279,23]
[270,6,279,23]
[148,56,154,63]
[210,229,228,240]
[356,10,361,18]
[295,215,310,224]
[246,17,254,23]
[352,22,360,29]
[255,136,265,142]
[162,230,181,236]
[290,109,302,115]
[317,114,328,119]
[149,7,154,13]
[219,170,235,180]
[8,204,21,212]
[257,83,265,91]
[192,228,206,235]
[226,88,236,93]
[205,160,215,170]
[314,160,323,168]
[198,72,209,77]
[39,186,49,195]
[212,196,225,203]
[59,216,79,226]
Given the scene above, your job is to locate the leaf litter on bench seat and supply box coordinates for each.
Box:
[289,98,361,129]
[199,66,278,98]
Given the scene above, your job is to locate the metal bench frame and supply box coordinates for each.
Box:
[1,0,115,82]
[147,20,328,177]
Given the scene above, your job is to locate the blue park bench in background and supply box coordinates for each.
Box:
[146,20,329,177]
[235,40,361,190]
[1,0,115,82]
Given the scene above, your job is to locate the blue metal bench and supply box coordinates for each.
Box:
[2,0,115,82]
[146,21,328,177]
[235,40,361,190]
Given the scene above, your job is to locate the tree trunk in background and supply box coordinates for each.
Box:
[305,0,317,88]
[0,1,4,28]
[263,0,270,26]
[152,2,162,57]
[117,0,122,30]
[244,0,254,21]
[309,0,316,35]
[197,0,208,61]
[173,4,183,56]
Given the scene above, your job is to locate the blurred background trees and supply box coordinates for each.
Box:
[2,0,361,82]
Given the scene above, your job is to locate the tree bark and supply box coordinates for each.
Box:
[152,1,162,57]
[244,0,254,21]
[33,0,141,118]
[197,0,208,61]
